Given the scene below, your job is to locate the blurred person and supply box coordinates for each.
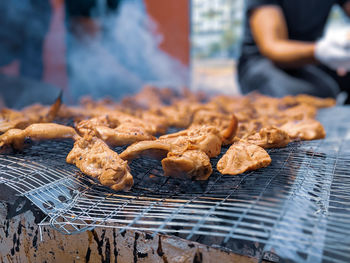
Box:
[0,1,62,109]
[0,1,51,79]
[238,0,350,103]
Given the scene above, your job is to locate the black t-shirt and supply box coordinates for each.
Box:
[239,0,346,65]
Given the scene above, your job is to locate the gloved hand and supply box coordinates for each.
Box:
[315,27,350,71]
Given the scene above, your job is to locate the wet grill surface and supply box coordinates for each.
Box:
[1,107,350,263]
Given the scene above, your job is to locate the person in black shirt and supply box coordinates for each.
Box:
[238,0,350,102]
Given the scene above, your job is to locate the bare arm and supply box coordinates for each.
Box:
[250,6,317,67]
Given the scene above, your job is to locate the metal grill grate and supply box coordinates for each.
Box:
[1,107,350,262]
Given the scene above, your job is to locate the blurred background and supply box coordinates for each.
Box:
[191,0,350,95]
[0,0,348,107]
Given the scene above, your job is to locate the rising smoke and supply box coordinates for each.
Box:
[67,0,189,102]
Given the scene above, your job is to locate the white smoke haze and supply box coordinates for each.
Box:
[68,0,189,102]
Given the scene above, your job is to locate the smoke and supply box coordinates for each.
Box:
[67,0,189,102]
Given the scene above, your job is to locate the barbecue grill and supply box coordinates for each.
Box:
[1,106,350,262]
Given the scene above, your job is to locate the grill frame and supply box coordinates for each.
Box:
[1,106,350,262]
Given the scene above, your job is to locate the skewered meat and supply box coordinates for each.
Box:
[217,141,271,175]
[66,135,133,191]
[0,123,78,150]
[245,127,290,148]
[162,150,212,180]
[280,119,326,140]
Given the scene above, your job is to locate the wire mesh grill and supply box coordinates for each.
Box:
[1,107,350,262]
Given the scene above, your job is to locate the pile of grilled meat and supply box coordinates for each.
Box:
[0,86,335,191]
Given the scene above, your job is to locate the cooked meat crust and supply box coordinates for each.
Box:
[217,141,271,175]
[280,119,326,140]
[162,150,212,180]
[66,135,133,191]
[0,123,78,150]
[0,92,62,133]
[0,87,335,191]
[245,127,291,148]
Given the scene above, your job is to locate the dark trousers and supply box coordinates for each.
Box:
[238,57,350,103]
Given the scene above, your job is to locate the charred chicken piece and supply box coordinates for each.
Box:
[245,127,290,148]
[162,150,213,180]
[0,123,78,150]
[280,119,326,140]
[66,135,133,191]
[217,141,271,175]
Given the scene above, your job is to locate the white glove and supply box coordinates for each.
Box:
[315,27,350,71]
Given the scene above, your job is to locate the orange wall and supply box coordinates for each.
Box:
[144,0,190,67]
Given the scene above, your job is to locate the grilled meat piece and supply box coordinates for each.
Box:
[0,123,78,150]
[134,111,169,135]
[76,115,120,136]
[0,92,62,133]
[120,141,213,180]
[282,94,336,109]
[217,141,271,175]
[120,125,223,180]
[190,111,238,145]
[95,125,155,147]
[162,150,212,180]
[66,135,133,191]
[121,85,207,111]
[280,119,326,140]
[245,127,290,148]
[119,140,175,161]
[154,101,213,128]
[159,125,223,158]
[121,125,223,162]
[278,103,317,121]
[76,112,158,146]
